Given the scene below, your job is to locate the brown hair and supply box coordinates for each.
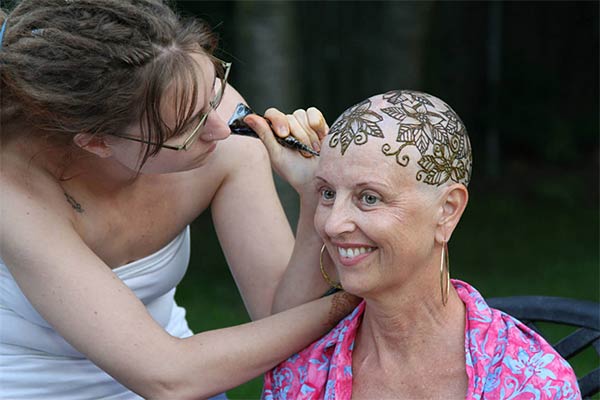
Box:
[0,0,218,164]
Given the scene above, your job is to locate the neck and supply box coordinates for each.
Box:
[60,151,140,195]
[354,268,466,369]
[5,128,139,195]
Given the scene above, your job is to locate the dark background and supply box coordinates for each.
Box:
[172,1,599,398]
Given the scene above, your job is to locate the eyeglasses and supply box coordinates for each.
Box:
[114,58,232,151]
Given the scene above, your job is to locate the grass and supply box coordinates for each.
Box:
[175,169,599,399]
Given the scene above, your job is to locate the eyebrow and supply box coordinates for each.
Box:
[315,176,393,191]
[355,181,393,192]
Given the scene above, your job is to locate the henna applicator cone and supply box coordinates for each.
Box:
[228,103,320,157]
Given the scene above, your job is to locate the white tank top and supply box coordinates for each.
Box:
[0,226,195,399]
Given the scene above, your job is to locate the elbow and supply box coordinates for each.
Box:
[131,371,187,400]
[140,374,218,400]
[128,342,217,400]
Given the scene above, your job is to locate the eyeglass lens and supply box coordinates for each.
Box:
[180,61,230,149]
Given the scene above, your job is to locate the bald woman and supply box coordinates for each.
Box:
[262,90,580,400]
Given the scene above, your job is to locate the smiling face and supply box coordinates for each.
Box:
[315,140,440,297]
[314,91,471,298]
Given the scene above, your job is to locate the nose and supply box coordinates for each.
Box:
[323,198,356,239]
[202,111,231,142]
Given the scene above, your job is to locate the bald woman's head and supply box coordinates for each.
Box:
[326,90,472,188]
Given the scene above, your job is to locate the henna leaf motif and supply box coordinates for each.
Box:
[329,99,384,155]
[382,90,405,105]
[381,107,406,121]
[398,125,416,143]
[451,160,466,182]
[416,143,467,186]
[442,110,460,135]
[417,148,452,186]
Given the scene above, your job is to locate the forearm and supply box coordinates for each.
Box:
[271,194,331,313]
[241,105,333,314]
[143,292,359,399]
[211,136,295,320]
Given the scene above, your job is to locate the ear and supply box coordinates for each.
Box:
[73,133,113,158]
[434,183,469,244]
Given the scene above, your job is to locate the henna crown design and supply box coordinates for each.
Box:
[328,90,472,187]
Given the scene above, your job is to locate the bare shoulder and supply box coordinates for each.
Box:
[150,135,270,220]
[0,151,75,216]
[0,155,76,263]
[205,134,270,178]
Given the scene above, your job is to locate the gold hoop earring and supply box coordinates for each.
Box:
[320,244,342,289]
[440,242,450,306]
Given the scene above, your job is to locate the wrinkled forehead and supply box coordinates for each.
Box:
[324,90,472,187]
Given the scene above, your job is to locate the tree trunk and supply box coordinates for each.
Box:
[233,1,301,228]
[486,1,502,178]
[379,1,434,90]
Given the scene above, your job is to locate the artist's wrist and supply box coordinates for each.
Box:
[326,291,361,326]
[298,188,319,210]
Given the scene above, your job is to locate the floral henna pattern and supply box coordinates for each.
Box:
[327,90,472,187]
[417,142,469,186]
[381,90,472,186]
[328,99,384,155]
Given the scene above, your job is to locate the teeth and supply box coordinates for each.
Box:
[338,246,375,259]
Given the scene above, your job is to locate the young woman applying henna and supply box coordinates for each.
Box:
[0,1,357,398]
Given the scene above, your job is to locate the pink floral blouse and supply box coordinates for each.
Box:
[263,280,580,400]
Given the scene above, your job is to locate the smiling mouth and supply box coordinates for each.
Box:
[337,246,376,259]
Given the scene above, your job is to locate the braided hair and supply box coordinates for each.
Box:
[0,0,218,163]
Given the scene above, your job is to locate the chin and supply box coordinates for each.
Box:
[338,279,370,298]
[340,273,388,300]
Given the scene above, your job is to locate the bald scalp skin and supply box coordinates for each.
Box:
[327,90,472,189]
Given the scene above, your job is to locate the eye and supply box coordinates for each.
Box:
[361,192,380,206]
[320,188,336,201]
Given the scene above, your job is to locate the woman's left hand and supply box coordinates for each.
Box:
[244,107,329,195]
